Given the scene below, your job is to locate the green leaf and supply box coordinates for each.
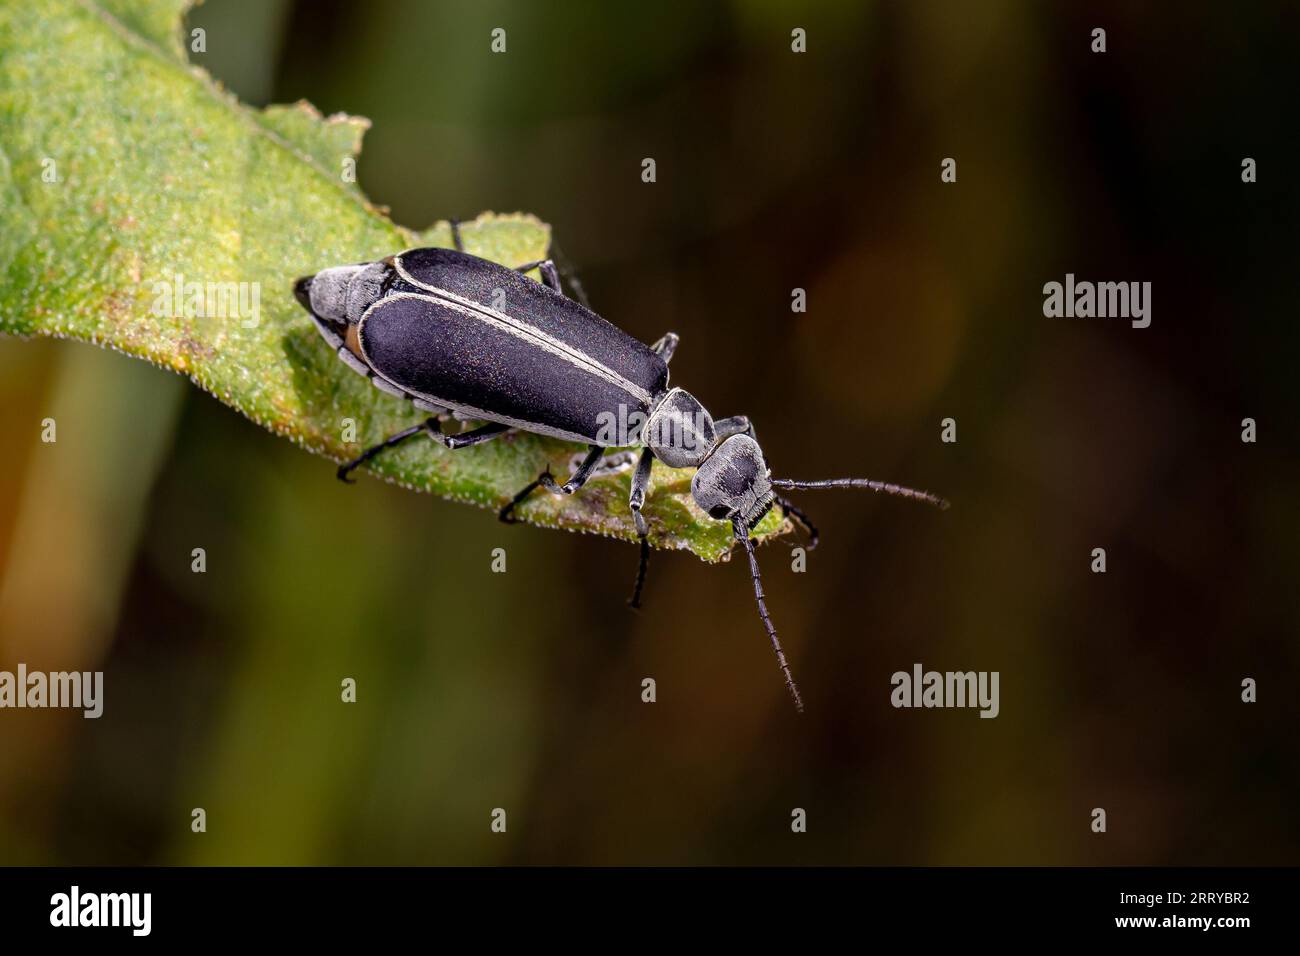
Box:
[0,0,787,562]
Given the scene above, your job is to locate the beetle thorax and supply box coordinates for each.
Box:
[644,387,716,468]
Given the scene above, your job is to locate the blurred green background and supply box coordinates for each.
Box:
[1,0,1297,864]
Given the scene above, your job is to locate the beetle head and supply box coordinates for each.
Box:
[644,388,716,468]
[690,433,774,529]
[294,262,389,324]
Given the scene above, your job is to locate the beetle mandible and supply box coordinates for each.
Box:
[294,222,948,711]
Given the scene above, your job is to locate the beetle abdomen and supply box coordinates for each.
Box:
[358,292,662,444]
[392,248,667,397]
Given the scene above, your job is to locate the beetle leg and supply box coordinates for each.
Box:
[498,476,545,524]
[714,415,754,440]
[546,238,592,309]
[449,218,464,252]
[516,240,591,308]
[336,420,431,484]
[337,418,511,483]
[539,444,605,495]
[774,493,819,551]
[498,444,605,523]
[514,259,563,294]
[626,448,655,609]
[424,418,512,450]
[581,448,637,477]
[650,332,679,364]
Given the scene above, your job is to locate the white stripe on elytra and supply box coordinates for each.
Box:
[392,259,653,405]
[356,295,628,445]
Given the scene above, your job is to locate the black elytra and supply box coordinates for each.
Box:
[294,223,949,712]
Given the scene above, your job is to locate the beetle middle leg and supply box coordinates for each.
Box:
[498,444,606,523]
[570,448,636,478]
[337,418,511,483]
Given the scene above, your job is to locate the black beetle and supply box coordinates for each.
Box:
[294,223,947,711]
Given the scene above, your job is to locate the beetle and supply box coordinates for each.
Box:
[294,222,947,711]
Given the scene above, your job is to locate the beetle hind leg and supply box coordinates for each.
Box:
[547,238,592,309]
[514,259,564,294]
[337,420,430,484]
[337,418,512,483]
[515,236,591,308]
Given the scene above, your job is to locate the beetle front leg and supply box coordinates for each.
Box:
[714,415,754,440]
[626,448,655,609]
[774,493,819,550]
[498,444,606,523]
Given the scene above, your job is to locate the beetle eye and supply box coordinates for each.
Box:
[708,503,732,519]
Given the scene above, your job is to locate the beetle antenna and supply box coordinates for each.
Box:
[734,519,804,713]
[771,478,950,511]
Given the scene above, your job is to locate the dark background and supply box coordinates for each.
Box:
[1,0,1296,865]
